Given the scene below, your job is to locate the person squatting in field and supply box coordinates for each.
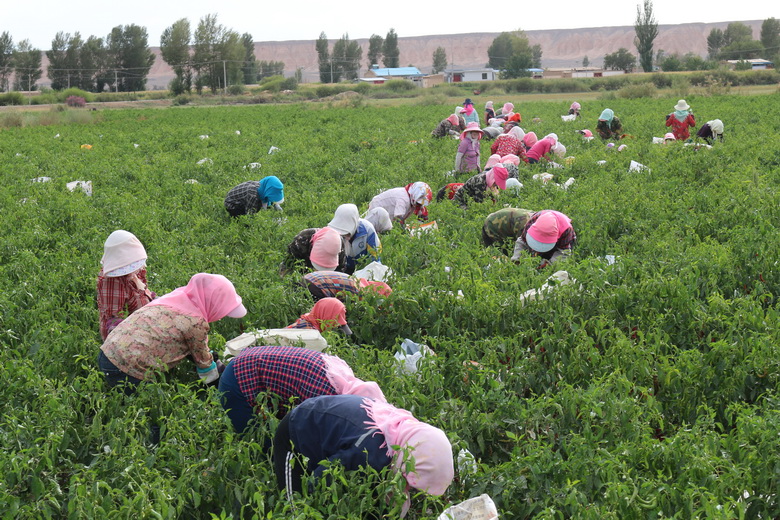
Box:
[511,210,577,267]
[286,297,352,335]
[431,113,463,138]
[596,108,624,140]
[481,208,535,256]
[368,182,432,227]
[665,99,696,141]
[302,271,392,301]
[453,164,510,208]
[224,176,284,217]
[363,207,393,235]
[98,273,246,393]
[696,119,724,144]
[454,122,484,174]
[328,204,381,274]
[526,133,566,164]
[484,101,495,124]
[217,346,386,434]
[280,226,347,276]
[490,126,526,160]
[97,230,156,341]
[461,98,480,125]
[273,394,454,517]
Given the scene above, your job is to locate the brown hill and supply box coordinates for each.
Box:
[55,20,771,89]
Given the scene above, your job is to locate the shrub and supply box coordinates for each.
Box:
[617,82,657,99]
[506,78,537,93]
[650,73,672,89]
[0,112,24,127]
[280,77,299,91]
[0,91,25,106]
[227,84,246,96]
[168,77,188,97]
[172,95,191,106]
[384,79,416,92]
[60,87,94,103]
[65,95,86,108]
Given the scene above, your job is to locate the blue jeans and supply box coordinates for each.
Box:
[98,351,142,395]
[217,360,256,435]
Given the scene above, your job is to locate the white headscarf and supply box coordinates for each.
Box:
[364,207,393,233]
[328,204,360,236]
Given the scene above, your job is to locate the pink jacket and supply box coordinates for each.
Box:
[526,138,554,162]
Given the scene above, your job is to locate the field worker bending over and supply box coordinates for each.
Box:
[455,122,484,174]
[280,227,346,276]
[596,109,624,140]
[218,346,386,434]
[329,204,381,273]
[224,176,284,217]
[364,207,393,234]
[696,119,724,144]
[569,102,581,118]
[98,273,246,393]
[482,208,534,255]
[97,230,156,340]
[484,101,496,124]
[490,126,526,159]
[273,394,454,515]
[286,297,352,335]
[453,165,510,208]
[665,99,696,141]
[303,271,392,301]
[431,114,463,138]
[526,134,565,164]
[511,210,576,267]
[368,182,432,227]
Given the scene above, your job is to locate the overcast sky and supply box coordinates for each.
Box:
[4,0,775,50]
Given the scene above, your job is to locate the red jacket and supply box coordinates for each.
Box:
[666,113,696,140]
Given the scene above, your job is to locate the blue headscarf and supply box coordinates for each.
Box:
[598,108,614,124]
[257,176,284,205]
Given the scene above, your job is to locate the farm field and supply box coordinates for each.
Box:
[2,91,780,519]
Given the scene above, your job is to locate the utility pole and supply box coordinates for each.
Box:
[330,60,333,83]
[223,60,227,93]
[114,70,118,92]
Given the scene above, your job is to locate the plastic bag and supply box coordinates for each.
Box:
[66,180,92,196]
[352,261,392,282]
[408,220,438,237]
[629,160,650,173]
[518,270,579,304]
[560,114,576,122]
[437,494,499,520]
[223,329,328,358]
[394,339,434,374]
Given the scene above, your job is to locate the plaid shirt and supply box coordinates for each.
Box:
[303,272,359,298]
[96,268,154,340]
[231,346,336,409]
[224,181,261,214]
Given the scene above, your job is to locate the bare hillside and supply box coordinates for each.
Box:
[99,20,772,88]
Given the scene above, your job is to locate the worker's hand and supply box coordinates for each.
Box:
[197,361,219,384]
[129,273,146,291]
[216,360,226,375]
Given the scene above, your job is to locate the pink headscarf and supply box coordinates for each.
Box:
[501,154,520,166]
[508,126,525,141]
[298,297,348,332]
[310,227,341,270]
[146,273,243,322]
[486,165,508,190]
[484,154,502,170]
[321,354,387,402]
[523,132,538,148]
[528,210,572,244]
[446,114,459,126]
[502,102,514,115]
[570,102,581,110]
[463,104,474,116]
[101,230,147,275]
[361,398,454,495]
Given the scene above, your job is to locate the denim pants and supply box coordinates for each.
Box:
[98,350,141,395]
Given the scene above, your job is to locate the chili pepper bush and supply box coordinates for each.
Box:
[2,92,780,519]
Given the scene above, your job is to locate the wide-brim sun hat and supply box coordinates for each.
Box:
[460,122,484,139]
[674,99,690,111]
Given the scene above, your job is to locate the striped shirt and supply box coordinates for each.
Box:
[303,272,359,299]
[231,346,336,409]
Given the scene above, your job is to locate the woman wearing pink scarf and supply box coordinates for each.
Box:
[98,273,246,392]
[511,209,577,267]
[273,394,453,516]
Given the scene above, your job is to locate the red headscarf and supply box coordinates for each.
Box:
[300,297,348,332]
